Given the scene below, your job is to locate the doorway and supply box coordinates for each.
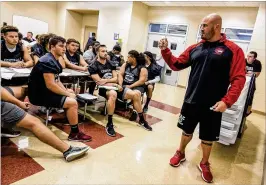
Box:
[83,26,97,50]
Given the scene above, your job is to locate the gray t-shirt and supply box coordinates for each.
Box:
[83,50,96,64]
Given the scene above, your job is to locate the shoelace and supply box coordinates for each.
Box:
[174,151,183,157]
[201,163,211,171]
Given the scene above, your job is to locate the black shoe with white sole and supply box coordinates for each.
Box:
[106,123,116,137]
[63,146,89,162]
[138,120,152,131]
[1,128,21,138]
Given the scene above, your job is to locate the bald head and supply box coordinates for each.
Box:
[200,13,223,42]
[204,13,222,27]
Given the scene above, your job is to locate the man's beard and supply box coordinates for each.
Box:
[201,28,215,40]
[99,55,107,60]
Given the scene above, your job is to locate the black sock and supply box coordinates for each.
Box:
[138,112,145,122]
[107,115,113,124]
[145,98,151,107]
[71,124,79,133]
[63,146,72,155]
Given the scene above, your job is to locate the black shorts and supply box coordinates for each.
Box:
[29,92,67,108]
[1,78,28,86]
[117,86,145,100]
[177,102,222,141]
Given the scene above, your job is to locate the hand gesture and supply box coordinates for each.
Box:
[159,38,168,50]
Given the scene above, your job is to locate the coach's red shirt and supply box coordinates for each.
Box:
[161,33,246,107]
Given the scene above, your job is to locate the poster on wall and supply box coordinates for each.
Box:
[114,33,119,40]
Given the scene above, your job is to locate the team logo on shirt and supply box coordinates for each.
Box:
[246,66,253,72]
[124,73,135,83]
[102,73,113,79]
[214,47,225,55]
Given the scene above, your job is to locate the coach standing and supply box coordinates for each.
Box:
[159,13,246,183]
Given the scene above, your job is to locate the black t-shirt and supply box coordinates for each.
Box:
[28,53,63,102]
[108,51,123,67]
[146,62,162,80]
[246,59,262,73]
[65,50,80,66]
[31,44,47,58]
[88,60,116,79]
[1,40,23,62]
[123,64,145,86]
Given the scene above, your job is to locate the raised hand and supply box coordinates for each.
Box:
[159,38,168,50]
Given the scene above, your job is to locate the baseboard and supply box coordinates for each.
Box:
[252,109,266,116]
[177,85,186,89]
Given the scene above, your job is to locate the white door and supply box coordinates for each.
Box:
[146,34,187,86]
[161,35,186,86]
[146,34,164,66]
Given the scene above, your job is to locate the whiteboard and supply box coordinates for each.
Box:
[13,15,48,38]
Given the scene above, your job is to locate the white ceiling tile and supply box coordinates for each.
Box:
[179,2,195,6]
[205,2,226,7]
[224,1,245,7]
[191,2,209,6]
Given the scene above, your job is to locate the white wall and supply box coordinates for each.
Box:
[248,3,266,113]
[64,10,83,42]
[127,2,149,52]
[1,2,57,34]
[97,6,133,56]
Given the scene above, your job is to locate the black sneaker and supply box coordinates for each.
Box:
[138,120,152,131]
[106,123,116,137]
[129,110,138,121]
[63,146,89,162]
[1,128,21,138]
[143,106,148,113]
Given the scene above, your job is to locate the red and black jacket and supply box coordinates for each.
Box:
[161,33,246,108]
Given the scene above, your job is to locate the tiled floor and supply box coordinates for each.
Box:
[1,83,265,185]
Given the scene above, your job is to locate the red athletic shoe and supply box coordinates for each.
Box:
[198,161,213,183]
[68,131,92,142]
[169,150,186,167]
